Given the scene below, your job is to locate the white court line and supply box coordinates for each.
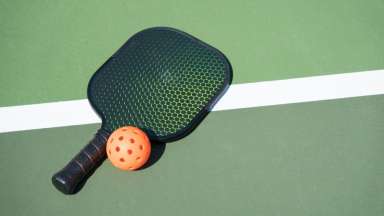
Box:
[213,69,384,111]
[0,69,383,133]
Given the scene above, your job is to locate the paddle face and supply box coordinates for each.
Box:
[88,27,232,141]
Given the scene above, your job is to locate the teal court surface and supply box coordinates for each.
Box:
[1,0,384,215]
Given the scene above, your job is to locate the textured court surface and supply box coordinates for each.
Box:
[1,0,384,215]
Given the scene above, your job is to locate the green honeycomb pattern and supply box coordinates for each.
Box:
[88,28,231,140]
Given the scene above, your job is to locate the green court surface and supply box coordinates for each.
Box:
[1,0,384,215]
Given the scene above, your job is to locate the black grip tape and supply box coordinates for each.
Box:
[51,129,110,194]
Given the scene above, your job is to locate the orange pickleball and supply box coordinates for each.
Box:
[106,126,151,171]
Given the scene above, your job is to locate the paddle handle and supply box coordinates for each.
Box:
[52,129,110,194]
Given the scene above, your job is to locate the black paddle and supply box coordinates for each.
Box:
[52,27,232,194]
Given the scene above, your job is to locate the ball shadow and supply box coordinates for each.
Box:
[139,140,166,170]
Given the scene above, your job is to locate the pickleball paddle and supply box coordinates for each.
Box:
[52,27,232,194]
